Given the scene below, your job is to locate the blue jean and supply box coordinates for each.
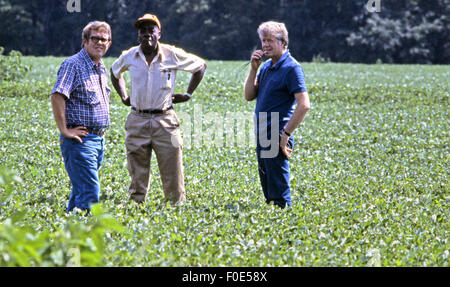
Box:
[256,135,294,209]
[59,134,105,212]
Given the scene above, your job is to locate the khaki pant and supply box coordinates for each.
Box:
[125,109,185,204]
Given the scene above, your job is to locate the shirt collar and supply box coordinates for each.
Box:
[136,43,165,63]
[268,50,290,70]
[80,48,105,71]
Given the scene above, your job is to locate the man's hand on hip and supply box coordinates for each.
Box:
[62,126,88,143]
[172,93,191,104]
[280,132,293,158]
[121,96,131,106]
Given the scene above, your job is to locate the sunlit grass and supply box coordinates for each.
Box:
[0,58,448,266]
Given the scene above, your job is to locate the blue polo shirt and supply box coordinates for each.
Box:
[255,50,307,140]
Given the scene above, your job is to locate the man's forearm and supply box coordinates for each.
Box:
[116,77,128,101]
[284,92,310,134]
[187,63,206,94]
[50,92,87,143]
[244,69,258,101]
[51,93,67,134]
[110,69,128,102]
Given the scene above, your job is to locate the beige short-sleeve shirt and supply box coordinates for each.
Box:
[111,43,205,110]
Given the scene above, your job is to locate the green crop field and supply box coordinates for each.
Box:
[0,55,448,266]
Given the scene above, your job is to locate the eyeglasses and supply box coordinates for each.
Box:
[89,36,111,44]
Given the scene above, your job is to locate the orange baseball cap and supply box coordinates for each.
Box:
[134,14,161,30]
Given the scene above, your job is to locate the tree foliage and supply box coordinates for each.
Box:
[0,0,448,63]
[347,0,450,63]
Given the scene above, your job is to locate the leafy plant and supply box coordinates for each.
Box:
[0,47,31,82]
[0,168,123,267]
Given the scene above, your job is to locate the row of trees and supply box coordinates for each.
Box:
[0,0,449,63]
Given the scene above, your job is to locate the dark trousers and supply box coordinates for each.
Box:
[256,136,294,208]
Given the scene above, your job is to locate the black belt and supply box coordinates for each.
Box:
[132,105,173,114]
[67,126,106,137]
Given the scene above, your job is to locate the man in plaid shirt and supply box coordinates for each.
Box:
[51,21,112,213]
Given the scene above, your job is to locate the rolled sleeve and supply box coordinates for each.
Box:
[111,51,129,79]
[171,47,205,73]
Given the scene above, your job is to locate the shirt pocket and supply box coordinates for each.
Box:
[85,86,101,105]
[160,69,172,90]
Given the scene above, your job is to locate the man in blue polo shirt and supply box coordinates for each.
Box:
[244,21,310,209]
[51,21,112,213]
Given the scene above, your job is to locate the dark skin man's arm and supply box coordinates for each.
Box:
[110,68,131,106]
[172,63,207,103]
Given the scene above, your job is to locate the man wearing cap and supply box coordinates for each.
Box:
[111,14,206,205]
[51,21,112,213]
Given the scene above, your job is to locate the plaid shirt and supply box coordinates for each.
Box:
[52,49,110,128]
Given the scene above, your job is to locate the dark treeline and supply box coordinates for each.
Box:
[0,0,449,63]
